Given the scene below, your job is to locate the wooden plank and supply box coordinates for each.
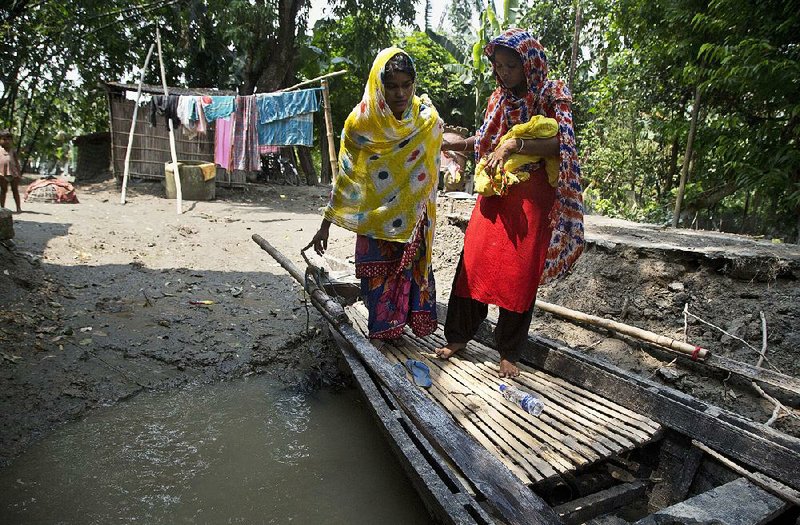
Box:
[253,235,563,524]
[554,480,648,525]
[634,478,788,525]
[522,332,800,492]
[648,436,703,510]
[332,329,493,525]
[435,300,800,492]
[692,440,800,506]
[705,353,800,399]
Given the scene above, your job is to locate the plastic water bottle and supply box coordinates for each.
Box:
[499,384,544,416]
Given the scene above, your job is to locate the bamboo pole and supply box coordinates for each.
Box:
[321,78,338,183]
[535,300,710,360]
[120,43,155,204]
[692,440,800,506]
[280,70,347,92]
[155,27,182,214]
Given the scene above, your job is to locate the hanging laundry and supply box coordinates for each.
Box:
[200,96,236,122]
[229,96,260,172]
[214,117,233,169]
[149,95,181,128]
[258,113,315,147]
[256,89,321,147]
[192,96,208,134]
[177,96,196,128]
[257,89,319,122]
[177,96,199,138]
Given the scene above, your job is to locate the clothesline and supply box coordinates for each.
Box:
[147,88,322,172]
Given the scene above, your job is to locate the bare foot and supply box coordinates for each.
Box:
[498,358,519,378]
[435,342,465,359]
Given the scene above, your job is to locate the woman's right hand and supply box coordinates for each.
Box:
[306,219,331,256]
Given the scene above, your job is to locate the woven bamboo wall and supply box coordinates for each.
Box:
[108,91,246,185]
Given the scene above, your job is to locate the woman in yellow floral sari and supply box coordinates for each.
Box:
[308,48,443,339]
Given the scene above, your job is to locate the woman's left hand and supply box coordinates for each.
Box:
[484,139,518,173]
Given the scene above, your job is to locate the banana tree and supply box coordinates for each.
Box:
[434,0,520,128]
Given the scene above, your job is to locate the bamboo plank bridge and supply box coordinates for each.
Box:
[253,234,800,525]
[349,304,662,486]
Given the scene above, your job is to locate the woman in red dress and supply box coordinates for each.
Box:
[437,29,584,377]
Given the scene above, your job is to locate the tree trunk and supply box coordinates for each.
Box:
[740,191,751,233]
[258,0,303,92]
[672,86,702,228]
[664,135,680,194]
[568,3,583,93]
[297,147,318,185]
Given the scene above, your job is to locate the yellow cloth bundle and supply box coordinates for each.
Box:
[473,115,559,196]
[323,47,443,276]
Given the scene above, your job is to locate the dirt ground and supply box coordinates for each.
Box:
[1,177,798,468]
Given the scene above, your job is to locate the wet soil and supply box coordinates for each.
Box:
[1,179,798,467]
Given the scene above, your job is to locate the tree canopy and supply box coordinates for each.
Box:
[1,0,797,240]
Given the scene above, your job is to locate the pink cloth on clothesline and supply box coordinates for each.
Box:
[214,117,232,169]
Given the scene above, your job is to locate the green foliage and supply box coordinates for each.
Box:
[397,32,473,128]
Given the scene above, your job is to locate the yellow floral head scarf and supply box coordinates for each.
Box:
[324,47,443,258]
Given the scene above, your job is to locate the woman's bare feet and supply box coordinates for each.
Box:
[435,342,466,359]
[498,358,519,378]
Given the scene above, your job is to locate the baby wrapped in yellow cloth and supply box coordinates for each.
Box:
[474,115,559,196]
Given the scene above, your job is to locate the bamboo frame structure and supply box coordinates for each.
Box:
[120,43,155,205]
[155,27,183,214]
[321,79,339,182]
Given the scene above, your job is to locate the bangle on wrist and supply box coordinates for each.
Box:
[462,140,470,152]
[516,138,524,153]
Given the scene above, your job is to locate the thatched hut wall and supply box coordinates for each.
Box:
[73,131,111,180]
[104,83,247,186]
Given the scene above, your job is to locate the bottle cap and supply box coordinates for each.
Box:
[499,384,508,392]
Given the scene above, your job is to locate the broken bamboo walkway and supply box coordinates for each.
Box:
[252,234,561,525]
[349,304,662,486]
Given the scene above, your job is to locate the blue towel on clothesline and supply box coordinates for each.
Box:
[256,89,321,124]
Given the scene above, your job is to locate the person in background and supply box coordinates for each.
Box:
[0,129,23,213]
[437,28,584,377]
[308,48,443,340]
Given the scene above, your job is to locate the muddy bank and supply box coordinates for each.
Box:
[0,180,348,466]
[2,180,799,468]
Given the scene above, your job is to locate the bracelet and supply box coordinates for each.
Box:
[462,140,470,152]
[516,138,524,153]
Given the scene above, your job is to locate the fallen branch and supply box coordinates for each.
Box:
[750,312,798,426]
[683,304,774,370]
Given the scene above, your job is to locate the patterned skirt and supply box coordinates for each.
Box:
[355,219,437,339]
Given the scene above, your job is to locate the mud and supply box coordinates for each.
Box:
[1,179,799,467]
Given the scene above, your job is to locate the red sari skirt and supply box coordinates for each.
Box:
[454,166,556,313]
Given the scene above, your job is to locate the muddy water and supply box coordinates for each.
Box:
[0,377,432,524]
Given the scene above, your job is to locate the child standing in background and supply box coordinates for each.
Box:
[0,129,23,213]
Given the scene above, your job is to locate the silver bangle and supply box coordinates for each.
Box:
[516,138,524,153]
